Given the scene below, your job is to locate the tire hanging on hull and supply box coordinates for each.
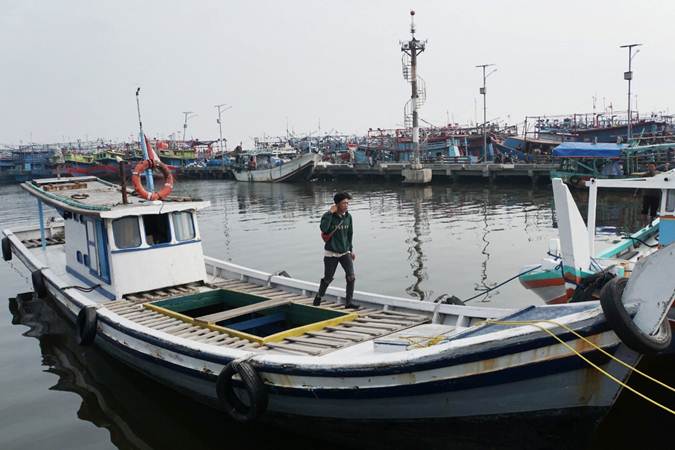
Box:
[599,277,672,354]
[216,361,268,422]
[2,237,11,261]
[31,270,47,298]
[77,306,98,346]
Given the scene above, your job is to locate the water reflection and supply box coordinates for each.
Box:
[399,187,431,300]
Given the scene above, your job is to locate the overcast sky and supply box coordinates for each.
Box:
[2,0,674,147]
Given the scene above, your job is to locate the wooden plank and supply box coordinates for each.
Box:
[154,320,183,330]
[213,336,241,345]
[325,326,378,336]
[285,336,342,348]
[165,323,194,334]
[305,331,359,342]
[139,316,175,327]
[360,317,416,326]
[350,321,399,330]
[203,334,231,343]
[105,302,133,310]
[218,282,252,290]
[191,331,222,342]
[107,305,137,314]
[195,297,291,324]
[266,292,301,300]
[135,315,168,325]
[123,311,156,320]
[246,287,278,294]
[264,342,321,355]
[379,310,427,319]
[214,279,243,287]
[176,328,206,338]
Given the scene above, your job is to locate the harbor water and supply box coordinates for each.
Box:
[0,179,672,449]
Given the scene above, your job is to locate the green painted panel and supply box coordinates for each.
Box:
[152,288,268,313]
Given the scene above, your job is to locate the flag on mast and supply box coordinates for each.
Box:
[144,135,161,162]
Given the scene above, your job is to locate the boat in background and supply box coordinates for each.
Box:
[233,151,320,182]
[549,142,674,187]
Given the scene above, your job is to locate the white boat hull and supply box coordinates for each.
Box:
[233,152,320,182]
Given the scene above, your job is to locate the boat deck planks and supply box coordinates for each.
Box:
[101,277,430,356]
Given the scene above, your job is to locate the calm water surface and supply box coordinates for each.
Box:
[0,179,670,449]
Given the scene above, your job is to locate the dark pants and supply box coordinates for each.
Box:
[642,195,660,220]
[317,254,355,302]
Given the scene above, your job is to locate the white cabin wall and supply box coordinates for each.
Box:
[64,215,103,287]
[109,241,207,297]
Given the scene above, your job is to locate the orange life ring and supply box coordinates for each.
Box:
[131,160,174,200]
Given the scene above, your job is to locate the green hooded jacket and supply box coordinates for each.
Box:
[320,211,353,253]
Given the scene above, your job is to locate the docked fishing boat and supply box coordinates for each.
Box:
[233,151,320,182]
[2,170,673,425]
[550,141,674,187]
[520,172,675,348]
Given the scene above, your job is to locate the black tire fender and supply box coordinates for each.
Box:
[31,270,47,298]
[77,306,98,346]
[600,277,672,354]
[216,361,268,422]
[2,237,11,261]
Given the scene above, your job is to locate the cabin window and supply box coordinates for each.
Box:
[143,214,171,245]
[112,217,141,249]
[667,190,675,213]
[172,211,195,241]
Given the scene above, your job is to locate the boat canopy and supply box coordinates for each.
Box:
[552,142,626,158]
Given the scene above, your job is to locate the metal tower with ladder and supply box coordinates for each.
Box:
[400,10,432,184]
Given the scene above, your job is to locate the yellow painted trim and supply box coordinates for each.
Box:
[260,312,358,343]
[143,303,358,344]
[144,303,194,324]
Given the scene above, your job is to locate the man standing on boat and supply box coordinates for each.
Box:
[313,192,357,309]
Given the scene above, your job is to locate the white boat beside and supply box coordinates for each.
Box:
[520,172,675,352]
[233,151,320,182]
[2,174,673,426]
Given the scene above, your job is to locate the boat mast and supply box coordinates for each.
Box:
[135,87,154,191]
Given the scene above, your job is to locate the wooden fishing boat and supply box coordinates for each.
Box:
[233,152,320,182]
[2,174,672,425]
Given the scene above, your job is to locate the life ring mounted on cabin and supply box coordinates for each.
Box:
[131,160,174,201]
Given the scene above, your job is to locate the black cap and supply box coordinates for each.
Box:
[334,192,352,204]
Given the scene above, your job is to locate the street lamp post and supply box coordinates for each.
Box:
[214,103,232,165]
[620,43,642,141]
[476,64,496,162]
[182,111,197,142]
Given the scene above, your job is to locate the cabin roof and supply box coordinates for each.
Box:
[553,142,626,158]
[22,176,210,218]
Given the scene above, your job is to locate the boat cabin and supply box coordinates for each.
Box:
[22,176,210,300]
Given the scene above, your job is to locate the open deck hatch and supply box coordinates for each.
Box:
[145,289,357,343]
